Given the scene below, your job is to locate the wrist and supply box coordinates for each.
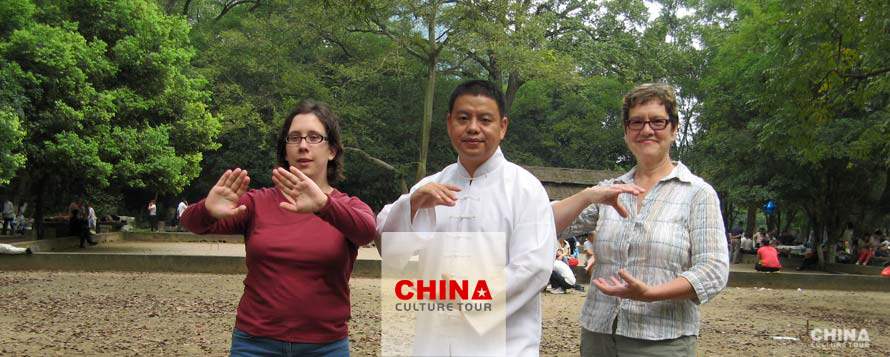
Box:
[316,193,330,214]
[641,284,662,302]
[583,187,597,206]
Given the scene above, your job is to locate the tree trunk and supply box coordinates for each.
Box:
[746,204,757,237]
[503,72,522,116]
[815,221,825,270]
[414,16,438,184]
[33,176,45,240]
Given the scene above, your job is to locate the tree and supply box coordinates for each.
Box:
[692,0,890,267]
[1,0,220,235]
[350,0,466,183]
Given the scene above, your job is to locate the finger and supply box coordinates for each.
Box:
[272,177,295,203]
[609,275,624,286]
[273,168,294,186]
[224,168,241,189]
[216,170,231,187]
[279,201,297,212]
[236,171,250,196]
[233,205,247,215]
[616,184,642,194]
[272,169,292,191]
[441,187,459,202]
[289,166,311,182]
[613,201,629,218]
[616,269,639,286]
[593,279,613,294]
[436,191,456,206]
[442,184,462,192]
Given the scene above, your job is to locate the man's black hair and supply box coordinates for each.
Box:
[447,80,507,118]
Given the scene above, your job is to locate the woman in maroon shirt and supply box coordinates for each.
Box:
[181,100,376,356]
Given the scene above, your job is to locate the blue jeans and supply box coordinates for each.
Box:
[230,327,349,357]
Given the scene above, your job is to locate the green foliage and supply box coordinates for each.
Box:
[0,0,219,217]
[691,0,890,248]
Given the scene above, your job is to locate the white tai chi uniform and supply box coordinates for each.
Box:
[378,148,557,356]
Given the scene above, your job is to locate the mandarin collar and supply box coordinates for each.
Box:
[456,147,505,179]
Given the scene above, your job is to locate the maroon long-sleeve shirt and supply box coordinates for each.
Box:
[181,187,376,343]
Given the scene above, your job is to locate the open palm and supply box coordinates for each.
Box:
[205,168,250,219]
[272,167,328,213]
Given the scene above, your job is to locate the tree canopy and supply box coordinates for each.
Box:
[1,0,888,252]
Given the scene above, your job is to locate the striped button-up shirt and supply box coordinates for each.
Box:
[560,162,729,340]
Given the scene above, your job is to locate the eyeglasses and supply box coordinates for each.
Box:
[285,134,327,145]
[624,119,671,130]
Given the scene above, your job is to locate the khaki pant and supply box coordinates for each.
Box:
[581,324,696,357]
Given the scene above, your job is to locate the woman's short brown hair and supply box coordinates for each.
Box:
[276,99,345,184]
[622,83,680,128]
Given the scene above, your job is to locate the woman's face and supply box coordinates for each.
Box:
[285,113,335,185]
[624,100,677,163]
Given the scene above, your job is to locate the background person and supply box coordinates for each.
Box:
[86,202,97,234]
[0,243,31,255]
[2,198,14,235]
[583,232,596,275]
[147,199,158,231]
[755,239,781,272]
[730,221,744,264]
[740,233,756,255]
[553,83,729,357]
[181,99,375,356]
[175,198,188,230]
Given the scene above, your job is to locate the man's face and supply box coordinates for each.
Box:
[446,94,508,174]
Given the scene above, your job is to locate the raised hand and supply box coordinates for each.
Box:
[582,184,645,218]
[205,168,250,220]
[592,269,654,302]
[272,166,328,214]
[409,183,462,220]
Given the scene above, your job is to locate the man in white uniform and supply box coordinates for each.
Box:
[377,80,557,356]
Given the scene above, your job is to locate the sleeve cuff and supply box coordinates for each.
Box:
[315,193,334,218]
[679,273,708,305]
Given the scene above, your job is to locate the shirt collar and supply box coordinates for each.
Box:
[615,161,693,184]
[457,147,505,179]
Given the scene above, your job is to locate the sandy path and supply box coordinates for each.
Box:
[0,272,886,356]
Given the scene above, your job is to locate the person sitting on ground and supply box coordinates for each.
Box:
[855,233,876,265]
[796,247,819,271]
[548,254,585,294]
[583,232,595,275]
[0,243,32,255]
[755,239,781,272]
[14,212,28,235]
[557,237,571,265]
[879,236,890,257]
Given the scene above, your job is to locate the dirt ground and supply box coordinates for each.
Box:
[0,271,886,356]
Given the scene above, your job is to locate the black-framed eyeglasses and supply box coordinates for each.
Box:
[624,119,671,130]
[285,134,327,145]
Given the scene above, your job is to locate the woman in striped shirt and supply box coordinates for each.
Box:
[552,83,729,357]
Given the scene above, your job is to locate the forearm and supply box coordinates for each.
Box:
[646,277,697,302]
[551,191,592,234]
[316,195,377,246]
